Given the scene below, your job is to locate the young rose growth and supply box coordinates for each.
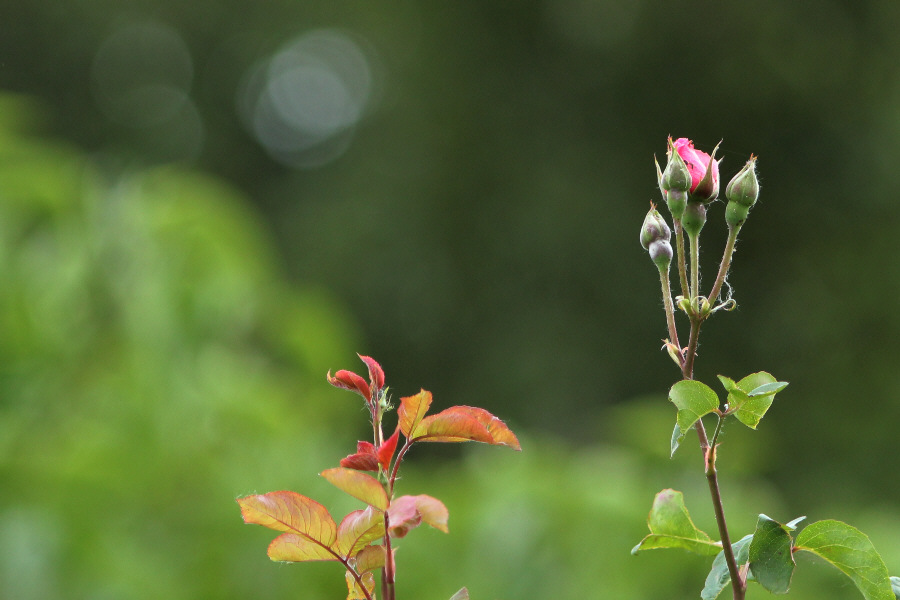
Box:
[725,156,760,229]
[672,138,721,203]
[640,206,673,271]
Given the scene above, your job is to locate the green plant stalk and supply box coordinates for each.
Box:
[674,220,689,299]
[689,229,700,304]
[684,322,744,600]
[708,225,741,307]
[659,267,681,357]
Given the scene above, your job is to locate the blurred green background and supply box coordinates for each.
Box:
[1,1,899,598]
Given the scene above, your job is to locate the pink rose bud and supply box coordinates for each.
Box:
[672,138,720,203]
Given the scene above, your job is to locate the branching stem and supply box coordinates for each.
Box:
[659,268,681,356]
[709,225,741,307]
[674,220,689,299]
[684,319,745,600]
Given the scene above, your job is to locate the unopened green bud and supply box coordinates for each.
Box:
[661,139,692,194]
[725,156,759,229]
[681,200,707,239]
[640,207,672,271]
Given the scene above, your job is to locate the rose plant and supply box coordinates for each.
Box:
[633,137,900,600]
[237,355,520,600]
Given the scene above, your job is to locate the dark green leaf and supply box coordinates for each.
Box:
[749,514,796,594]
[795,519,893,600]
[669,380,720,433]
[701,534,753,600]
[632,489,721,556]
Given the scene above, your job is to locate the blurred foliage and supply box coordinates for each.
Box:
[1,0,899,597]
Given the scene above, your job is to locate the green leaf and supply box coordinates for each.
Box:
[723,371,789,429]
[701,534,753,600]
[668,380,720,433]
[671,422,686,457]
[749,514,796,594]
[321,467,389,510]
[631,489,721,556]
[795,519,893,600]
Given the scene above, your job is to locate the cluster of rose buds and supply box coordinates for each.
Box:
[644,137,760,269]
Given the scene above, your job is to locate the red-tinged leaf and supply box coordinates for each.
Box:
[353,544,386,574]
[377,428,400,471]
[440,406,521,450]
[346,569,376,600]
[340,453,380,472]
[321,467,389,510]
[340,441,379,472]
[267,532,339,562]
[237,491,337,542]
[412,407,494,444]
[359,355,385,391]
[388,494,449,538]
[327,369,371,401]
[335,506,386,558]
[398,389,433,438]
[411,494,449,532]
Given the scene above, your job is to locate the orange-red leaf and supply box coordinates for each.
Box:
[321,467,389,510]
[398,389,433,438]
[388,494,449,537]
[359,355,385,391]
[327,369,371,400]
[449,406,521,450]
[335,506,386,558]
[377,428,400,471]
[412,406,520,450]
[340,441,379,472]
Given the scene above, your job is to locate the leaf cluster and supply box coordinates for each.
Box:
[237,356,519,600]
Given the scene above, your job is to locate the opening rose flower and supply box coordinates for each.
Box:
[672,138,720,202]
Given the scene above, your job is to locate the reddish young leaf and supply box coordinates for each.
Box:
[358,355,385,392]
[388,494,449,537]
[398,389,433,438]
[412,408,494,444]
[334,506,386,558]
[412,406,521,449]
[353,544,386,574]
[340,441,380,472]
[327,369,371,401]
[321,467,389,510]
[377,427,400,471]
[448,406,522,450]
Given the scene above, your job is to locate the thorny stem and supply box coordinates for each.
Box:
[382,512,396,600]
[683,318,745,600]
[708,225,741,307]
